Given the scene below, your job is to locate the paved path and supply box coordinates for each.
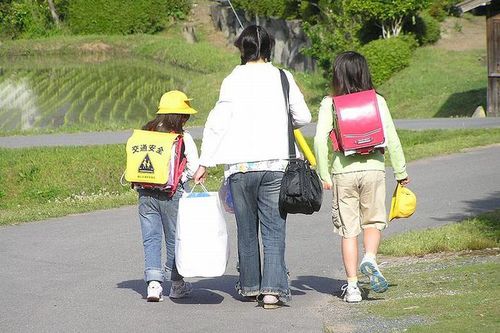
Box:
[1,118,500,148]
[1,145,499,332]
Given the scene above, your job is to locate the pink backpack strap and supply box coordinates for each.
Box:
[167,135,187,197]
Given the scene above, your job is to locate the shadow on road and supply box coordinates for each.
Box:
[117,274,347,304]
[433,190,500,222]
[292,275,344,296]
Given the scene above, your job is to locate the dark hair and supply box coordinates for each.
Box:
[142,114,190,133]
[332,51,374,96]
[234,25,275,65]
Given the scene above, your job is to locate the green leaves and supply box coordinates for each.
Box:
[348,0,430,38]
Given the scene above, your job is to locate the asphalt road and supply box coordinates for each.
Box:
[1,145,499,332]
[1,118,500,148]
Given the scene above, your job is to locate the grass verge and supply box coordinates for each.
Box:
[2,129,500,225]
[362,253,499,333]
[358,210,500,332]
[380,210,500,256]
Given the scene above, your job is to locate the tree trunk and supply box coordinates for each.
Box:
[47,0,60,26]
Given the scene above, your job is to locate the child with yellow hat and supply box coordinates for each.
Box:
[135,90,199,302]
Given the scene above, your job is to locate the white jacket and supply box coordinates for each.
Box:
[199,62,312,167]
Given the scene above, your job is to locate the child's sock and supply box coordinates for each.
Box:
[347,276,358,287]
[363,252,377,261]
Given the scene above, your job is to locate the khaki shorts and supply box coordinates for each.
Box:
[332,170,387,238]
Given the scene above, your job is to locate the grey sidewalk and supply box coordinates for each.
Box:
[1,145,499,332]
[1,118,500,148]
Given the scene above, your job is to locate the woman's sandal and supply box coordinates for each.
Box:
[262,295,283,309]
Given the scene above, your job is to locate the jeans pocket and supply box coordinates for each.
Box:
[138,194,152,215]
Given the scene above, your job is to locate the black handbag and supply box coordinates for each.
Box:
[278,69,323,215]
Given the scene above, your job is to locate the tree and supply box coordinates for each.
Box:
[302,0,362,73]
[47,0,60,26]
[348,0,429,39]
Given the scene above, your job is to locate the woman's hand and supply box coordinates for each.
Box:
[398,177,410,186]
[322,181,332,190]
[193,166,207,184]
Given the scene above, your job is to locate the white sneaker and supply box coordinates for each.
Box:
[360,257,388,293]
[169,281,193,299]
[147,281,163,302]
[340,284,362,303]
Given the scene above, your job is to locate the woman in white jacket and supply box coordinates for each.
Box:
[193,25,311,309]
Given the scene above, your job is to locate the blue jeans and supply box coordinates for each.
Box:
[229,171,290,302]
[138,188,184,283]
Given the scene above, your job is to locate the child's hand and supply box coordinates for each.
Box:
[398,177,410,186]
[193,166,207,184]
[322,181,332,190]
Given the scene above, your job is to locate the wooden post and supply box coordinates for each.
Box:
[486,2,500,117]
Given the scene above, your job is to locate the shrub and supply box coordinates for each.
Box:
[360,37,414,86]
[427,0,462,21]
[231,0,299,19]
[0,0,54,39]
[406,11,441,45]
[68,0,191,35]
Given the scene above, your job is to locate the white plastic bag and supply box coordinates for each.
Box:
[175,185,229,277]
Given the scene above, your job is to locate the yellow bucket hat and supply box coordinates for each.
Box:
[157,90,197,115]
[389,183,416,221]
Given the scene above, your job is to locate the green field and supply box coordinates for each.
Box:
[0,33,239,134]
[0,25,489,135]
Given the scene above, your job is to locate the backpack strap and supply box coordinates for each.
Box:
[166,135,187,197]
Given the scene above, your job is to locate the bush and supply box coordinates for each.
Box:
[427,0,462,21]
[68,0,191,35]
[406,11,441,45]
[231,0,299,19]
[0,0,54,39]
[360,37,414,86]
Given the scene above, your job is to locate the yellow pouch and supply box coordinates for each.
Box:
[125,130,180,184]
[389,183,417,221]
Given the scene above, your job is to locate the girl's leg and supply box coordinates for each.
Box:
[138,191,164,283]
[159,190,183,282]
[363,228,381,256]
[341,236,358,278]
[358,171,388,293]
[359,170,386,257]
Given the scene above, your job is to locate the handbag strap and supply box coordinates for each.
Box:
[279,69,296,159]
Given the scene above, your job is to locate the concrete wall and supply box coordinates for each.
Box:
[210,3,315,72]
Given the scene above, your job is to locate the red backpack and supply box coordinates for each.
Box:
[329,89,385,155]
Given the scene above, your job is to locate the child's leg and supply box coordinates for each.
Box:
[333,173,363,302]
[341,236,358,279]
[358,171,388,292]
[363,228,381,257]
[159,189,193,299]
[159,190,183,282]
[359,170,386,257]
[138,190,165,284]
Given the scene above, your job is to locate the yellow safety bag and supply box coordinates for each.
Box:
[125,130,180,185]
[389,183,417,221]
